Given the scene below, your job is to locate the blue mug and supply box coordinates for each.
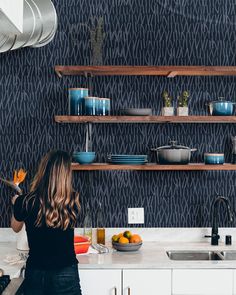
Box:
[69,88,89,115]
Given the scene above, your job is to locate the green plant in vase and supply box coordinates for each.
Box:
[177,91,189,116]
[162,91,174,116]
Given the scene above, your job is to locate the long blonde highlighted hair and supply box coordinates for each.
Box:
[30,150,80,230]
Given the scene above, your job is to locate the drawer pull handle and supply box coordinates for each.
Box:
[114,287,117,295]
[128,287,131,295]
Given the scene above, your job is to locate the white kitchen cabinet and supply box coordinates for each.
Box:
[79,269,121,295]
[233,270,236,294]
[172,269,233,295]
[123,269,171,295]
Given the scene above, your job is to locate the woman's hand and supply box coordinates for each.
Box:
[11,195,19,205]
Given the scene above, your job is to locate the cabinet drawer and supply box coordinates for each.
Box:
[79,269,122,295]
[172,269,233,295]
[123,269,171,295]
[233,270,236,294]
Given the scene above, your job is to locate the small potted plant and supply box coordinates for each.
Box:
[162,91,174,116]
[177,90,189,116]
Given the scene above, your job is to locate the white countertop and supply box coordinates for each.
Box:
[78,242,236,269]
[2,228,236,278]
[0,242,24,279]
[2,241,236,279]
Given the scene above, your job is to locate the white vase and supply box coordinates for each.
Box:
[177,107,188,116]
[16,224,29,251]
[161,107,174,116]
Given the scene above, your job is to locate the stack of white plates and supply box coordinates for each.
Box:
[0,0,57,53]
[108,154,148,165]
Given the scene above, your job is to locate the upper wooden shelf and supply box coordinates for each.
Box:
[55,66,236,78]
[55,116,236,124]
[71,163,236,171]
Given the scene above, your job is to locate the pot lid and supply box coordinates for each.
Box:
[209,100,233,104]
[157,140,190,150]
[209,97,234,104]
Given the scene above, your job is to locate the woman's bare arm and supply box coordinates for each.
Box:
[11,195,24,233]
[11,216,24,233]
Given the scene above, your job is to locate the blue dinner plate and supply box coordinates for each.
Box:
[110,155,147,158]
[111,157,147,160]
[109,160,148,165]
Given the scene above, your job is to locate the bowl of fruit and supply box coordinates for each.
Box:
[112,231,142,252]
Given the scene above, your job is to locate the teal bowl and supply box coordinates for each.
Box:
[204,153,224,164]
[73,152,96,164]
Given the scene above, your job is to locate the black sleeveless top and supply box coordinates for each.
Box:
[14,193,78,270]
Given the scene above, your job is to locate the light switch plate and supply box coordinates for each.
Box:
[128,208,144,224]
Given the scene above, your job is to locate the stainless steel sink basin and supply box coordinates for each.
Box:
[167,251,222,261]
[220,251,236,260]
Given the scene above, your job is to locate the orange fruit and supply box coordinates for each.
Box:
[118,232,123,238]
[130,234,142,243]
[112,235,119,243]
[119,237,129,244]
[123,230,132,239]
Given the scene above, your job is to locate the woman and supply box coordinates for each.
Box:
[11,150,82,295]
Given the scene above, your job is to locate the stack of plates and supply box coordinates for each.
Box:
[0,0,57,53]
[120,108,152,116]
[108,154,148,165]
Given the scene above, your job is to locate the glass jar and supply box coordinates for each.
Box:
[96,202,105,244]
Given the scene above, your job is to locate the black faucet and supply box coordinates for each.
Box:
[205,196,234,246]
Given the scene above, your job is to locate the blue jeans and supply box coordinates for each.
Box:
[23,264,82,295]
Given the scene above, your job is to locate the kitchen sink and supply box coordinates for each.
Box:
[167,251,222,261]
[219,251,236,260]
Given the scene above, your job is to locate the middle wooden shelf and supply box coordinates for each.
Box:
[55,115,236,124]
[71,163,236,171]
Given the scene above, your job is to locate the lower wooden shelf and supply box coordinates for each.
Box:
[55,116,236,124]
[71,163,236,171]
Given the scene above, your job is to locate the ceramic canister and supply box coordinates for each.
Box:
[69,88,89,115]
[84,96,98,115]
[98,98,111,116]
[204,153,225,164]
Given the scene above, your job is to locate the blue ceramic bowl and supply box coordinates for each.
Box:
[208,101,234,116]
[73,152,96,164]
[204,153,224,164]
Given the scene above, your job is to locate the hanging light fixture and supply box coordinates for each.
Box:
[0,0,57,52]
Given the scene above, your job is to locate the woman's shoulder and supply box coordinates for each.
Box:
[15,192,38,212]
[14,192,38,222]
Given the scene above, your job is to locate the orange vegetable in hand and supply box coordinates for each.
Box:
[13,169,27,185]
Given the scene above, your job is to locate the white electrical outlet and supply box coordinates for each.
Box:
[128,208,144,224]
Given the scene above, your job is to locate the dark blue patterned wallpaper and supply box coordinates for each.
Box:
[1,0,236,227]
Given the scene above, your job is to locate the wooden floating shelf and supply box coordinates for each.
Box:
[71,163,236,171]
[55,116,236,124]
[55,65,236,78]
